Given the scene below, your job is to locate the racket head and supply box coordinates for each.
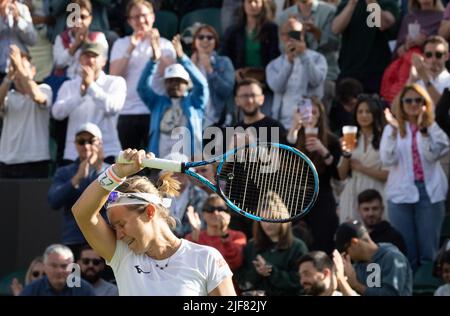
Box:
[214,143,319,223]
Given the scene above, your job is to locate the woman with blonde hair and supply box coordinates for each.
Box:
[72,149,236,295]
[381,84,449,270]
[10,256,45,296]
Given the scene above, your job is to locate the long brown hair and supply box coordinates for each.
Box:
[392,84,435,138]
[295,96,331,174]
[253,221,294,251]
[116,173,180,229]
[237,0,274,39]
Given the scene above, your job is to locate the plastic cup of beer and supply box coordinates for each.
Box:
[342,126,358,151]
[305,127,318,141]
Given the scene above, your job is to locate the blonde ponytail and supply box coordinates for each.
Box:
[157,172,181,198]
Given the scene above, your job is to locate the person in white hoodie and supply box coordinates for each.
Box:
[380,83,449,271]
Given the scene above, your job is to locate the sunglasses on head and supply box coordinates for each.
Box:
[75,138,96,146]
[31,271,45,278]
[204,205,228,213]
[80,258,103,266]
[424,51,445,59]
[197,34,214,41]
[402,97,424,105]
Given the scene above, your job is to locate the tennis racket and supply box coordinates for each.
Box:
[116,143,319,223]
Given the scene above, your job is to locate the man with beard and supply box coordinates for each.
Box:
[298,251,357,296]
[78,245,118,296]
[233,79,287,146]
[357,189,407,256]
[409,36,450,104]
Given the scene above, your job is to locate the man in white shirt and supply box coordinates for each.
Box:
[266,17,327,130]
[0,45,52,178]
[409,36,450,104]
[109,0,175,150]
[52,42,126,164]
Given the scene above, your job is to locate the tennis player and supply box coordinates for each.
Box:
[72,149,236,296]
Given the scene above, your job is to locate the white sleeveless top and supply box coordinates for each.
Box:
[107,239,232,296]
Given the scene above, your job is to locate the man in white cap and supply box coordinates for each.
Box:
[137,33,208,159]
[48,122,109,259]
[52,41,127,164]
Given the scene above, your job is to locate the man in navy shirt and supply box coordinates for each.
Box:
[21,244,95,296]
[48,123,108,260]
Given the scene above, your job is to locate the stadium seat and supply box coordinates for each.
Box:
[413,262,443,296]
[179,8,222,50]
[154,10,179,40]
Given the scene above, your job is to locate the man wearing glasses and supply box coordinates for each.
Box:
[48,122,109,260]
[78,245,118,296]
[409,36,450,104]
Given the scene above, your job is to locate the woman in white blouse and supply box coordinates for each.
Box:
[380,84,449,271]
[337,94,388,223]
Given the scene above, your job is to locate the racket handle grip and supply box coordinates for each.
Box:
[116,152,182,172]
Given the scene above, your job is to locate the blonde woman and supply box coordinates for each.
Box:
[381,84,449,270]
[72,149,236,296]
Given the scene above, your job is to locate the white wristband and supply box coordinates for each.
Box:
[97,166,126,191]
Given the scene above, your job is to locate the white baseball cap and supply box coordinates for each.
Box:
[164,63,190,82]
[76,122,102,140]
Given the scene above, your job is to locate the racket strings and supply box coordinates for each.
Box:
[218,146,317,221]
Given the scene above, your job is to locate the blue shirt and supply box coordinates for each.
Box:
[20,276,96,296]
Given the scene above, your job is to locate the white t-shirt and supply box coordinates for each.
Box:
[0,84,52,164]
[110,36,176,115]
[158,98,189,158]
[417,69,450,94]
[107,239,232,296]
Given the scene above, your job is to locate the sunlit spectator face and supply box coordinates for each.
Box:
[280,19,303,47]
[203,198,230,227]
[44,253,72,290]
[79,51,106,75]
[442,262,450,284]
[78,249,104,284]
[75,132,101,161]
[401,89,424,119]
[298,261,328,296]
[29,262,45,283]
[358,199,383,229]
[235,83,264,117]
[194,28,216,55]
[128,3,155,33]
[244,0,263,17]
[423,43,448,74]
[260,222,281,240]
[356,102,373,129]
[71,8,92,33]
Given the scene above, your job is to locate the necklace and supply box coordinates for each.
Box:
[154,257,170,270]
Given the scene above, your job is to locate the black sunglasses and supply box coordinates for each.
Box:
[76,138,96,146]
[402,97,424,105]
[81,258,103,266]
[204,205,228,213]
[424,51,445,59]
[31,271,45,278]
[197,34,214,41]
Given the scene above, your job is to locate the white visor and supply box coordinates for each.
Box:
[106,192,172,209]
